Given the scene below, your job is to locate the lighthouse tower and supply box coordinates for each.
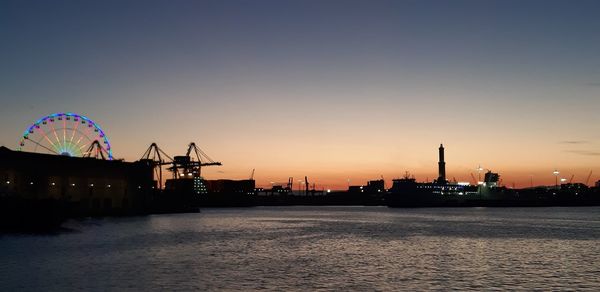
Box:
[437,144,447,184]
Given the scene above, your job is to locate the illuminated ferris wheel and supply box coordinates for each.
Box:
[18,112,113,160]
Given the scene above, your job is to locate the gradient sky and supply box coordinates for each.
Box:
[1,0,600,189]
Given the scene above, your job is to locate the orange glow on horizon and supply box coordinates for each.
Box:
[101,137,600,191]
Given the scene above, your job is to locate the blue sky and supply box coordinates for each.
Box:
[1,0,600,187]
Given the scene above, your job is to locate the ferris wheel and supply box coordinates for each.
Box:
[18,112,113,160]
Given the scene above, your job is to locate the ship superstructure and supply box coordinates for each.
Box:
[387,144,485,207]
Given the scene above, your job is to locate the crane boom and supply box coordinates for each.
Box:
[585,170,593,186]
[140,143,174,189]
[305,176,309,195]
[470,173,477,185]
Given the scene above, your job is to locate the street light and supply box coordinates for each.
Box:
[553,170,560,189]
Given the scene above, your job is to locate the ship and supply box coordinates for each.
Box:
[386,144,600,207]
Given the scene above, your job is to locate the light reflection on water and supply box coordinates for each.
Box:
[2,206,600,290]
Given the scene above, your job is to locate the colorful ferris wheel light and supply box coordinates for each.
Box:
[18,112,113,160]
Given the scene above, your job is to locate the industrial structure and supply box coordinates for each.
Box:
[387,144,600,207]
[140,142,255,207]
[2,112,258,229]
[4,112,600,231]
[389,144,479,199]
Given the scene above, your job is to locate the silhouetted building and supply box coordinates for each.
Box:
[365,179,385,193]
[561,183,588,191]
[196,179,256,207]
[348,179,385,193]
[203,179,256,195]
[389,175,417,193]
[484,171,500,187]
[348,186,363,193]
[0,146,154,216]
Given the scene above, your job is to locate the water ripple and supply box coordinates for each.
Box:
[1,206,600,290]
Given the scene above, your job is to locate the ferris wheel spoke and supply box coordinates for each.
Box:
[28,139,59,155]
[69,119,80,143]
[74,144,85,156]
[63,118,67,149]
[48,123,63,151]
[34,126,60,152]
[79,142,90,152]
[62,129,75,153]
[73,136,85,148]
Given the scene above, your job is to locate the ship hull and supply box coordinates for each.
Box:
[386,189,600,208]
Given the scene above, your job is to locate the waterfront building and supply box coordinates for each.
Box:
[0,146,154,216]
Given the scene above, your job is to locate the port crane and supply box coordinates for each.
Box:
[305,176,309,195]
[140,143,174,189]
[169,142,222,179]
[302,176,323,195]
[141,142,222,189]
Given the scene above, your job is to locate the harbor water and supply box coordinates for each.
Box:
[2,206,600,290]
